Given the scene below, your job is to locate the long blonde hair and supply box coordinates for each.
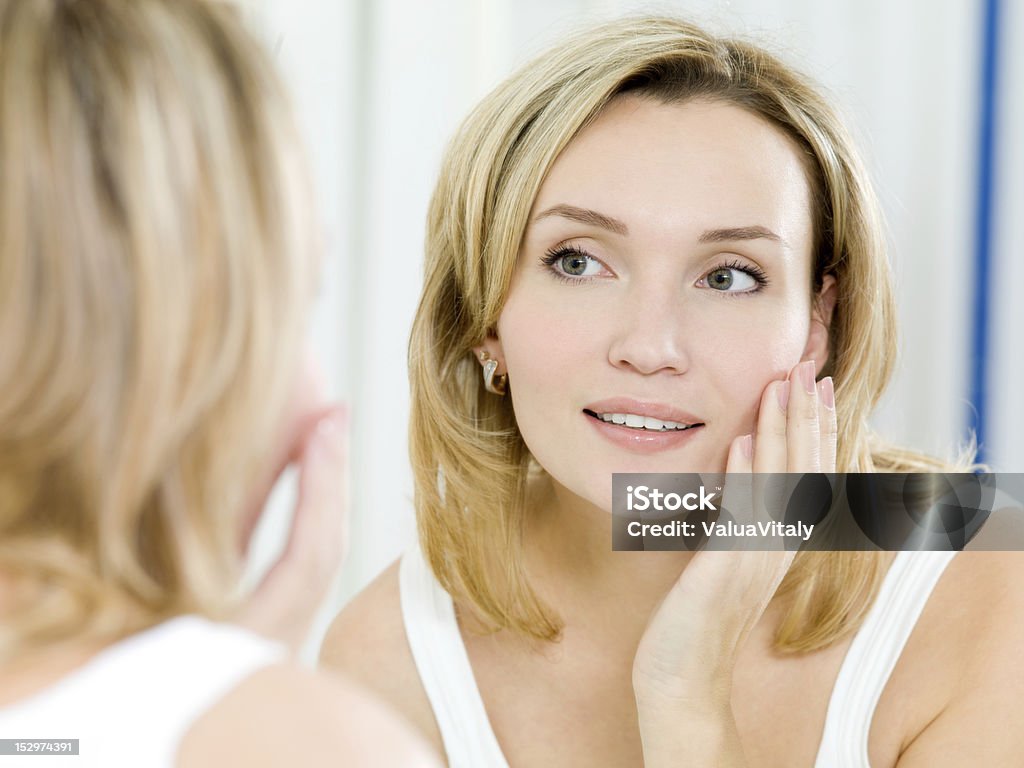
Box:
[409,16,968,652]
[0,0,317,659]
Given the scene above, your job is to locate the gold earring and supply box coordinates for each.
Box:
[478,351,507,396]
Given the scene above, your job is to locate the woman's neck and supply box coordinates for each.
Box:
[522,474,697,630]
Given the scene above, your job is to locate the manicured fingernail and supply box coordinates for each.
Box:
[742,434,753,459]
[800,361,817,394]
[776,381,790,411]
[819,377,835,410]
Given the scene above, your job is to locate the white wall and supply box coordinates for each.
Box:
[236,0,1023,657]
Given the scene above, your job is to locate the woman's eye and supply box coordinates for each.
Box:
[542,247,607,279]
[703,266,758,292]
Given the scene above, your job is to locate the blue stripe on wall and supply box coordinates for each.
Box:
[969,0,1001,464]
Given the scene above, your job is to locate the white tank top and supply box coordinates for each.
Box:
[400,547,955,768]
[0,616,286,767]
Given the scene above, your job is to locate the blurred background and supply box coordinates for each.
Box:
[232,0,1023,658]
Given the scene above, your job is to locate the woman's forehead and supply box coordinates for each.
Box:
[528,96,815,250]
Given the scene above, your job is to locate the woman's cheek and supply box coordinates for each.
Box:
[499,287,595,384]
[724,326,809,434]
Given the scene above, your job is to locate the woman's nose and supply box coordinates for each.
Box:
[606,282,692,376]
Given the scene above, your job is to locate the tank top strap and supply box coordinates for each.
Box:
[814,551,957,767]
[400,545,510,768]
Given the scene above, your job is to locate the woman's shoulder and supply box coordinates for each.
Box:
[177,660,440,767]
[888,551,1024,763]
[319,559,446,758]
[910,551,1024,687]
[923,551,1024,647]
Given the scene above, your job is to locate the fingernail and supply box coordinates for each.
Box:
[776,381,790,411]
[800,361,817,395]
[742,434,753,459]
[316,406,349,439]
[819,377,835,410]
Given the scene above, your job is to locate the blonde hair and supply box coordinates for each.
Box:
[410,16,971,652]
[0,0,317,659]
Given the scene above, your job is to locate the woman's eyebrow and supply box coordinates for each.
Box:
[532,204,628,235]
[698,226,788,248]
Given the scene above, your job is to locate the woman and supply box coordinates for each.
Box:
[321,16,1024,767]
[0,1,436,765]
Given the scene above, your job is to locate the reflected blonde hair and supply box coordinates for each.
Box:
[0,0,317,658]
[410,16,971,652]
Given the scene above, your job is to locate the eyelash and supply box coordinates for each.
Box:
[540,246,771,294]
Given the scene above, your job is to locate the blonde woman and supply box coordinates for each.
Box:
[320,16,1024,768]
[0,1,437,766]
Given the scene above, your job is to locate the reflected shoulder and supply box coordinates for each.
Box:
[176,662,441,767]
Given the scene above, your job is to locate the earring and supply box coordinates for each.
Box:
[478,351,507,396]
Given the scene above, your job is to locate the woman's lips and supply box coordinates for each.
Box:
[583,409,704,454]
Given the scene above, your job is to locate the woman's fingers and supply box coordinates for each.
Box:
[752,379,789,473]
[785,360,821,472]
[720,433,753,524]
[285,406,350,582]
[725,432,753,474]
[752,361,828,474]
[818,376,837,473]
[237,406,349,652]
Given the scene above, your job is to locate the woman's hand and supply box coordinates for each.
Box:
[231,349,350,653]
[632,360,836,766]
[234,406,349,653]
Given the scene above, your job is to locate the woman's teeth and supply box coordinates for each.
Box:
[597,413,694,431]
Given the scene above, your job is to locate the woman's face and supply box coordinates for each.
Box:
[490,96,832,511]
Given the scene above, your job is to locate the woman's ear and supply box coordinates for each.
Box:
[802,274,837,375]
